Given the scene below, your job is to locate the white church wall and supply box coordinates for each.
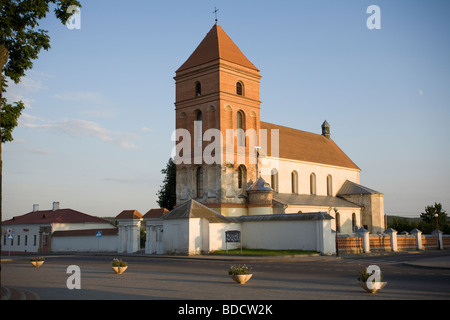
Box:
[283,206,361,234]
[261,157,360,196]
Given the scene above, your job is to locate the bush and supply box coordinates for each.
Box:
[228,264,252,276]
[112,258,127,267]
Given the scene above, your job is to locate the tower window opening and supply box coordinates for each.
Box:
[236,82,243,96]
[195,82,202,97]
[237,110,245,146]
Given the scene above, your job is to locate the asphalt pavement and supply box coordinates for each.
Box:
[2,250,450,301]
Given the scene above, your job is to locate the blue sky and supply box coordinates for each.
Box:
[3,0,450,220]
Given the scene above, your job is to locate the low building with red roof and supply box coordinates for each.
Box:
[2,202,117,253]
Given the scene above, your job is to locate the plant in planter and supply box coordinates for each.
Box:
[112,258,128,274]
[30,257,45,268]
[357,265,387,294]
[228,264,253,284]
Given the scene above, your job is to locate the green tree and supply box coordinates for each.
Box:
[156,158,176,211]
[420,203,448,234]
[1,79,25,142]
[387,216,418,233]
[1,0,81,278]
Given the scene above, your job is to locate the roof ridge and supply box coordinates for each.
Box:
[337,180,382,195]
[260,122,360,170]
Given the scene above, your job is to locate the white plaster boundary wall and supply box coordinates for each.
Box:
[209,223,242,252]
[152,212,336,256]
[244,220,315,250]
[208,213,336,255]
[52,235,118,252]
[162,219,189,254]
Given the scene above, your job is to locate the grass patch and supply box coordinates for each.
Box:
[211,248,318,256]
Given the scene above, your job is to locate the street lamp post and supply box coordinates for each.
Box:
[434,213,441,250]
[334,208,339,257]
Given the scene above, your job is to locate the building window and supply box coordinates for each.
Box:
[236,82,244,96]
[238,165,247,189]
[327,175,333,196]
[196,167,203,198]
[195,81,202,97]
[271,168,279,192]
[237,110,245,146]
[291,171,298,194]
[34,235,37,246]
[310,173,316,195]
[25,235,28,246]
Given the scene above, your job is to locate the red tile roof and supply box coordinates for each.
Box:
[260,122,360,170]
[176,24,259,73]
[115,210,143,220]
[143,208,169,219]
[3,208,110,225]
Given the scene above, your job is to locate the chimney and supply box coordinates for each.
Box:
[52,201,60,211]
[33,204,39,212]
[321,120,331,140]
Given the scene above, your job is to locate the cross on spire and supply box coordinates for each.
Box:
[213,7,219,24]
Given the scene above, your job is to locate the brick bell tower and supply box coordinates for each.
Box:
[174,23,262,216]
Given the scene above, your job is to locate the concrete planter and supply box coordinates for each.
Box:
[359,281,387,294]
[230,274,252,285]
[112,266,128,274]
[30,261,44,268]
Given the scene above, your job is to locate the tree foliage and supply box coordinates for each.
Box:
[1,0,81,141]
[420,203,449,234]
[388,203,449,234]
[0,0,81,278]
[1,0,81,83]
[156,158,176,211]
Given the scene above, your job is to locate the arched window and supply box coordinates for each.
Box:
[327,175,333,196]
[179,112,187,129]
[196,167,203,198]
[291,171,298,194]
[310,173,316,195]
[195,82,201,97]
[238,165,247,190]
[271,168,279,192]
[195,110,202,147]
[237,110,245,147]
[236,82,244,96]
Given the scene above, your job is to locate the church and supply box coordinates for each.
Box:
[143,23,385,255]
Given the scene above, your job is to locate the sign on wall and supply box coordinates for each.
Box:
[225,230,241,243]
[225,230,242,254]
